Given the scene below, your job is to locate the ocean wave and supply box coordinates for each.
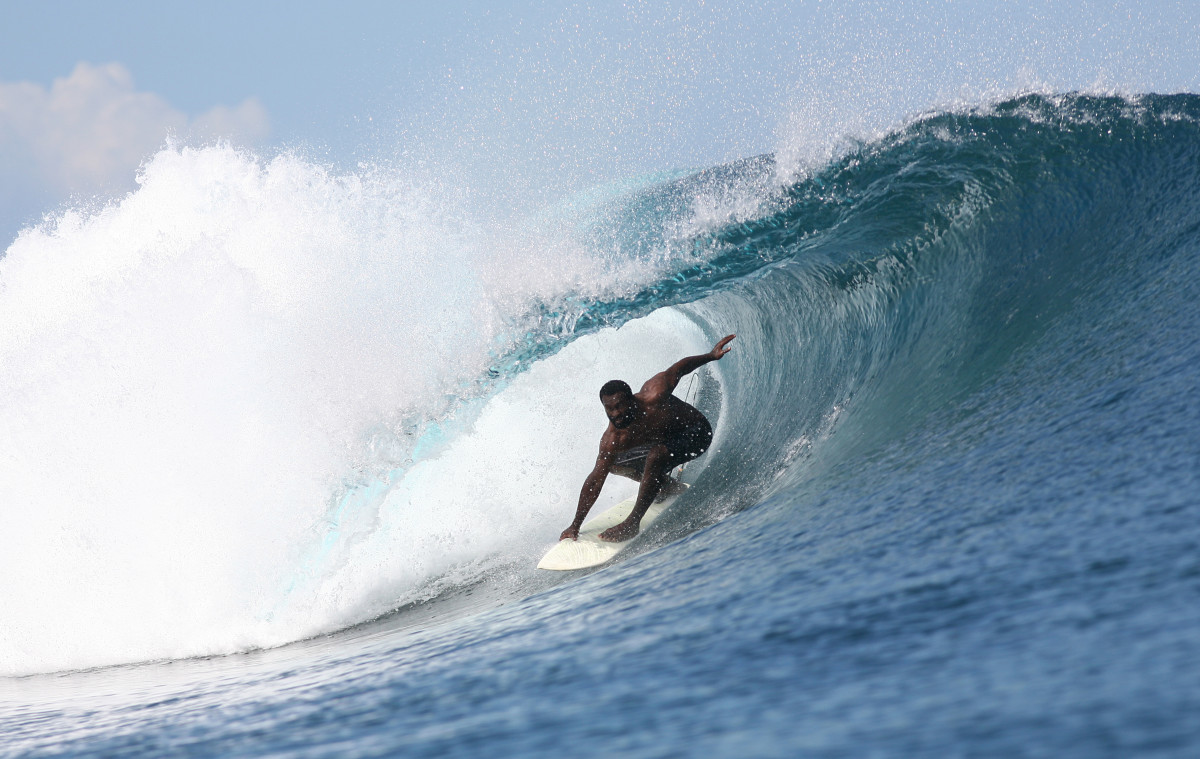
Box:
[3,92,1199,675]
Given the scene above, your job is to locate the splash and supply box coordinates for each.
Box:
[0,143,713,675]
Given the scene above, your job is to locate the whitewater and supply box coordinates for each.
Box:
[3,92,1200,756]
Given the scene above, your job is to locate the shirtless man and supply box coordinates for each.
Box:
[560,334,736,543]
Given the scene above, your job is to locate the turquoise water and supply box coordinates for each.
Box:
[3,93,1200,756]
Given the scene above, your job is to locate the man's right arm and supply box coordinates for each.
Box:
[642,334,736,398]
[561,441,615,541]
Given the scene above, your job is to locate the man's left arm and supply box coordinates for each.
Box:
[646,334,736,396]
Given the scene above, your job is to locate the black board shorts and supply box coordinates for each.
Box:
[613,418,713,473]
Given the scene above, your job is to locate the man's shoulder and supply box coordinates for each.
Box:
[634,385,669,406]
[637,367,675,395]
[600,427,641,453]
[598,426,622,451]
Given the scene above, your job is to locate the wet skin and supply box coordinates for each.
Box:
[560,335,735,543]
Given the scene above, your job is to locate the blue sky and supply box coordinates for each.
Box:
[3,0,1199,244]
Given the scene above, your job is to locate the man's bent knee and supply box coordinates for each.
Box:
[642,444,674,475]
[611,464,642,481]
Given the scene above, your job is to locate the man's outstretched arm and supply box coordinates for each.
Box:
[646,334,736,396]
[561,447,615,541]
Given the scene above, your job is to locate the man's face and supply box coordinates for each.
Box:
[601,392,639,429]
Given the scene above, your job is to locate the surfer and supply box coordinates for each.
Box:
[560,334,736,543]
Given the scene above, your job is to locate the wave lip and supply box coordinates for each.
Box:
[614,92,1200,536]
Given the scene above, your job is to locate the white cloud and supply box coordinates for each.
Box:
[0,61,269,203]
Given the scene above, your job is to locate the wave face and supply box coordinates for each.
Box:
[674,92,1200,508]
[2,90,1200,701]
[553,91,1200,542]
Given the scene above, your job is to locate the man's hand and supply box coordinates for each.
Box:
[711,334,736,360]
[560,525,580,541]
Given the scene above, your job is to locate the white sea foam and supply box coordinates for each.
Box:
[0,144,714,675]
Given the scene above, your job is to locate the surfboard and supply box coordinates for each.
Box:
[537,484,688,571]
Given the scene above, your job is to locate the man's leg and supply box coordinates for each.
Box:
[610,445,650,482]
[599,444,673,542]
[656,476,688,500]
[610,462,644,481]
[613,459,685,501]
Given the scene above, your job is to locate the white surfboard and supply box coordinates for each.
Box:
[537,485,688,571]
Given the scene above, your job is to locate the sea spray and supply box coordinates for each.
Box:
[0,143,717,675]
[8,92,1195,678]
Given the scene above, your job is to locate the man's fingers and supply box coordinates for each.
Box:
[714,334,736,356]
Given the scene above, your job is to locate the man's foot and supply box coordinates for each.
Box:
[599,519,640,542]
[654,477,686,502]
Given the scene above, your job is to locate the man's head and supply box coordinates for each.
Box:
[599,379,639,429]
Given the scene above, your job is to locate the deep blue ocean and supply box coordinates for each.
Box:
[3,92,1200,757]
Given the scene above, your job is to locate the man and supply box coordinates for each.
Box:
[560,334,736,543]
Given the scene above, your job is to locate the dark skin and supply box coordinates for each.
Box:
[560,334,736,543]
